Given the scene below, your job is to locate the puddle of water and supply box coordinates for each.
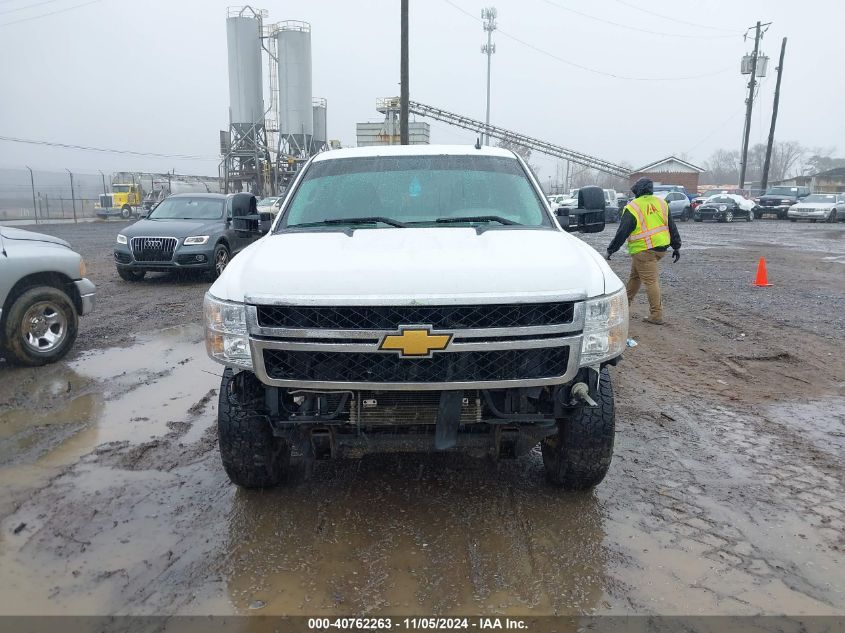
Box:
[0,324,219,516]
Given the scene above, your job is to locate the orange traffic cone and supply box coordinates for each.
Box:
[753,257,771,287]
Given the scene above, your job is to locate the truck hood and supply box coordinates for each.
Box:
[211,227,620,305]
[0,226,70,248]
[121,218,221,238]
[759,194,797,202]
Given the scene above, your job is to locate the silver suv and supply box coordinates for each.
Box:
[0,227,96,365]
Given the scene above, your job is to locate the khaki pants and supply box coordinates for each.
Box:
[626,249,666,321]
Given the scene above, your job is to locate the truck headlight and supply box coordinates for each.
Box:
[116,234,128,244]
[580,288,628,366]
[184,235,210,245]
[204,293,252,369]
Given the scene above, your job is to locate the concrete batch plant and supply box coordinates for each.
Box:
[220,6,328,195]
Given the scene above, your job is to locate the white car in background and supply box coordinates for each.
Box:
[787,193,845,223]
[256,196,284,215]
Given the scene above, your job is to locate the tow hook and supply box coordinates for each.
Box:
[571,382,598,407]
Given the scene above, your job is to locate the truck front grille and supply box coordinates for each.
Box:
[99,194,113,208]
[131,237,177,262]
[262,347,570,384]
[256,302,575,330]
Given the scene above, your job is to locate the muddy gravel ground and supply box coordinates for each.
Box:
[0,218,844,620]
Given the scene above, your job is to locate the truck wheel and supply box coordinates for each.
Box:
[120,206,132,219]
[117,268,146,282]
[218,368,290,488]
[541,368,615,491]
[2,286,78,366]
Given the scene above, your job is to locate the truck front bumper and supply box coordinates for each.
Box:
[74,278,97,315]
[114,243,215,271]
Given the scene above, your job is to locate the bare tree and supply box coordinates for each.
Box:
[701,149,740,185]
[496,136,532,163]
[770,141,805,181]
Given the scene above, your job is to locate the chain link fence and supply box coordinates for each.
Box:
[0,168,109,224]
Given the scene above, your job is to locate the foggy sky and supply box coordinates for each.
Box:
[0,0,841,179]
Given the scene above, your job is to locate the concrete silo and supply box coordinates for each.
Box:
[222,6,271,195]
[311,98,328,154]
[276,21,313,158]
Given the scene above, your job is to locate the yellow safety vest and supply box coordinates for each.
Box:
[624,194,671,254]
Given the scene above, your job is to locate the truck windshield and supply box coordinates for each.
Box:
[279,155,551,231]
[147,197,223,220]
[113,185,131,193]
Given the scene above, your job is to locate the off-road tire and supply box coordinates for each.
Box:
[117,267,146,282]
[218,368,290,488]
[3,286,78,366]
[541,368,615,490]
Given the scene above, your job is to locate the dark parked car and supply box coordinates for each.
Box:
[694,195,754,223]
[113,193,268,281]
[757,185,811,219]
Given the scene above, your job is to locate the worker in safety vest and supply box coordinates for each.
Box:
[605,177,681,325]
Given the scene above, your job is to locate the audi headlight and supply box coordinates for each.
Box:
[204,293,252,369]
[580,288,628,366]
[116,234,128,244]
[184,235,210,245]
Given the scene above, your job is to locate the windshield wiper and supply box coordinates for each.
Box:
[291,216,408,229]
[435,215,519,226]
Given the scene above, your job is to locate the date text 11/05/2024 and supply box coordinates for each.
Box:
[307,617,529,630]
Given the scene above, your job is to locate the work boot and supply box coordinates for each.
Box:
[642,317,664,325]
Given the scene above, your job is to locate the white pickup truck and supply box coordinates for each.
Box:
[204,145,628,490]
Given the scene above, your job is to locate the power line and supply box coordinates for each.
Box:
[0,134,218,161]
[441,0,733,81]
[538,0,738,40]
[0,0,101,27]
[0,0,65,16]
[608,0,739,33]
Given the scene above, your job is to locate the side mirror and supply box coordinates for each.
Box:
[559,185,606,233]
[231,193,265,234]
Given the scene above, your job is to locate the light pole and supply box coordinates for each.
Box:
[25,165,38,224]
[481,7,497,146]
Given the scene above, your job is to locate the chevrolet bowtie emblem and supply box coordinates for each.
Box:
[379,326,452,358]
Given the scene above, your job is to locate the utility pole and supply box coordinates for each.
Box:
[66,169,77,224]
[25,165,38,225]
[481,7,497,146]
[738,21,767,189]
[761,37,786,192]
[400,0,409,145]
